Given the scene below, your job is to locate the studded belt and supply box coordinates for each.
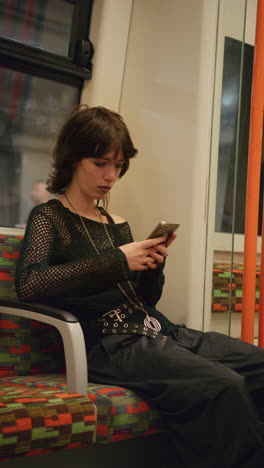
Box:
[97,305,168,341]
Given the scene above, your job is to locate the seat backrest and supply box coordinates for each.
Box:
[0,234,65,378]
[0,234,22,299]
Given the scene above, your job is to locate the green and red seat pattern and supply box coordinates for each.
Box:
[0,235,161,460]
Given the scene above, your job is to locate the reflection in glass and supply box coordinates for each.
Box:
[204,0,254,338]
[0,67,78,228]
[215,37,264,235]
[211,249,260,338]
[0,0,74,56]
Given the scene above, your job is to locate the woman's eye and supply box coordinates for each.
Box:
[94,160,124,169]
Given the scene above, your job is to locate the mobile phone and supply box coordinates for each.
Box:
[147,221,180,240]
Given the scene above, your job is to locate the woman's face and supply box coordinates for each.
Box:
[71,150,125,201]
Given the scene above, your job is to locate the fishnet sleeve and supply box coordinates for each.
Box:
[135,262,166,306]
[15,209,130,302]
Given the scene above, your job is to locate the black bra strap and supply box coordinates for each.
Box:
[98,206,115,224]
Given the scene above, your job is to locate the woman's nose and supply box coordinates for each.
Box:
[104,165,118,181]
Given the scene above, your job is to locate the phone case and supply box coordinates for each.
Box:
[148,221,180,239]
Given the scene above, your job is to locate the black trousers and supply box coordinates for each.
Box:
[87,327,264,468]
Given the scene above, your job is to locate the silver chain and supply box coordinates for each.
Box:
[64,193,161,331]
[64,194,101,255]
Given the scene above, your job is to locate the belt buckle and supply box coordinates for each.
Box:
[102,308,123,322]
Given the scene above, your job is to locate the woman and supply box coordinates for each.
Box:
[15,105,264,467]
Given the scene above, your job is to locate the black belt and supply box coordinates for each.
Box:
[97,318,168,341]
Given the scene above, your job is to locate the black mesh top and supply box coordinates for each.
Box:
[15,199,177,347]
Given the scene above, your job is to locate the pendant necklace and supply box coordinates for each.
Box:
[64,193,161,332]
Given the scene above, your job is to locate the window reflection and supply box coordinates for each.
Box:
[0,67,78,228]
[215,37,264,235]
[0,0,74,56]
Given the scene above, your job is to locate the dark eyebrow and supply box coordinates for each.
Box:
[97,157,125,162]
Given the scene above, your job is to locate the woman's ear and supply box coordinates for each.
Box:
[72,160,78,171]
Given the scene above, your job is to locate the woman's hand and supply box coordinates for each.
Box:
[119,236,166,271]
[166,232,177,248]
[147,233,177,266]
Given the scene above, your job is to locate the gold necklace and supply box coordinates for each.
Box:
[64,193,161,332]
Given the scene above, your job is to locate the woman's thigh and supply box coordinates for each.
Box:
[173,327,264,392]
[88,333,250,405]
[88,333,264,466]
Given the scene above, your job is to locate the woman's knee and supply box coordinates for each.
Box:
[216,370,248,400]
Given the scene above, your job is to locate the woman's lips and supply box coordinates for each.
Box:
[98,186,111,193]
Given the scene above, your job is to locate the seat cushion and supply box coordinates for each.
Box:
[0,384,96,459]
[0,375,163,444]
[0,235,22,299]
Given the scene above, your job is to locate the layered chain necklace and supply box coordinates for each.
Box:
[64,193,161,332]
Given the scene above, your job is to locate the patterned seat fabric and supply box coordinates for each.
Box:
[0,235,65,377]
[0,234,162,459]
[212,263,260,312]
[0,235,22,299]
[0,385,96,459]
[0,375,162,444]
[0,313,65,377]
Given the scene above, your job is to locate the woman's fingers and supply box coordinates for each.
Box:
[140,233,177,269]
[155,244,167,256]
[141,236,166,248]
[146,259,159,269]
[166,233,177,247]
[149,251,165,263]
[147,263,158,269]
[119,235,171,271]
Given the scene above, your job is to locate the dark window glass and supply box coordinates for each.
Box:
[0,0,93,228]
[215,36,264,235]
[0,67,78,228]
[0,0,74,56]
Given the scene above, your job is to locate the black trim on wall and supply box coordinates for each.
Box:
[0,0,94,88]
[69,1,94,60]
[0,37,91,87]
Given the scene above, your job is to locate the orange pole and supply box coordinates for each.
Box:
[241,0,264,343]
[259,202,264,347]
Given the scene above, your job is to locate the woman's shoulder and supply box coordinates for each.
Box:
[26,200,69,237]
[28,199,64,221]
[99,206,126,224]
[110,213,126,224]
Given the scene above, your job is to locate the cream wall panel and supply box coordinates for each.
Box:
[112,0,218,328]
[83,0,218,329]
[204,0,257,333]
[82,0,133,110]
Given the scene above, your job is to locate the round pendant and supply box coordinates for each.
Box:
[144,315,161,332]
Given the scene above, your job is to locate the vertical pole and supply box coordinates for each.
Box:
[259,202,264,347]
[241,0,264,343]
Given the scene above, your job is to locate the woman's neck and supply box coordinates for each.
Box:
[60,190,100,221]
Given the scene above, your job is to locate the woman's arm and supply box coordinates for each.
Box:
[134,234,177,306]
[135,264,165,306]
[15,208,130,302]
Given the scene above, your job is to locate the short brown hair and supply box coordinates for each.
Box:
[47,104,137,195]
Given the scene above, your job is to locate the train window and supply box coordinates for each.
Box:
[0,67,78,228]
[0,1,93,228]
[0,0,74,57]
